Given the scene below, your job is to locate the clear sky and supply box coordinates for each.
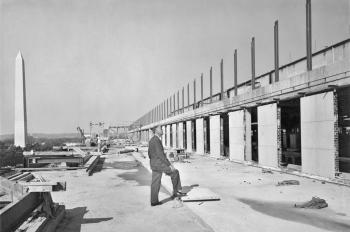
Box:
[0,0,349,134]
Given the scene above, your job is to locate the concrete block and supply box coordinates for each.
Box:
[209,115,221,158]
[166,125,171,148]
[172,124,177,148]
[228,110,245,162]
[258,103,278,168]
[186,121,192,152]
[178,122,184,149]
[161,126,166,147]
[196,118,204,154]
[301,91,336,178]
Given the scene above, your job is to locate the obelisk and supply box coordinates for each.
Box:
[14,51,27,147]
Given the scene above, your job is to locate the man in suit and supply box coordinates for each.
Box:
[148,125,185,206]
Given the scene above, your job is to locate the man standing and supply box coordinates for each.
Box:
[148,125,185,206]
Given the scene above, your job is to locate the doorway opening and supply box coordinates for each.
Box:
[183,122,187,149]
[192,120,196,151]
[221,113,229,157]
[338,87,350,173]
[280,98,301,167]
[251,107,259,162]
[204,117,210,154]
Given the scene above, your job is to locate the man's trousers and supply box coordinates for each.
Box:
[151,169,182,204]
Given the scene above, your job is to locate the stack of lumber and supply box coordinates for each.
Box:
[85,154,100,176]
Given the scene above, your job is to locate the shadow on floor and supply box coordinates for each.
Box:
[237,198,350,232]
[118,164,168,194]
[181,184,200,194]
[56,207,113,232]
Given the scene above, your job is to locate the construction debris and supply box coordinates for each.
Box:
[294,197,328,209]
[262,169,273,174]
[277,180,300,186]
[0,173,65,232]
[85,154,100,176]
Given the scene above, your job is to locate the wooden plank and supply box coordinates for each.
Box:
[17,173,34,182]
[181,187,220,202]
[15,167,85,171]
[9,172,31,181]
[37,205,65,232]
[86,155,100,176]
[0,192,42,232]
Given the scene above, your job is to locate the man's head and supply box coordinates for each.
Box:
[151,126,163,137]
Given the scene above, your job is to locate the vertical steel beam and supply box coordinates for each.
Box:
[251,37,256,90]
[200,73,203,107]
[187,83,190,107]
[167,98,169,118]
[274,20,279,82]
[182,87,185,113]
[173,93,175,114]
[170,97,172,115]
[177,91,179,114]
[220,59,224,100]
[193,79,196,109]
[210,67,213,103]
[234,49,238,96]
[306,0,312,71]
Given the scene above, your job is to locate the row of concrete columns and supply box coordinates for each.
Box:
[138,90,337,179]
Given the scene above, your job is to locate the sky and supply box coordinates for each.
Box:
[0,0,349,134]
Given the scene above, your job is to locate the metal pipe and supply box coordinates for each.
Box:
[177,91,179,114]
[173,93,175,114]
[182,87,184,113]
[274,20,279,82]
[234,49,238,96]
[201,73,203,107]
[306,0,312,71]
[193,79,196,109]
[187,83,190,107]
[210,67,213,103]
[251,37,256,89]
[220,59,224,99]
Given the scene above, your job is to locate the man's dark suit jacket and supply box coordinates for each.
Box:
[148,135,171,172]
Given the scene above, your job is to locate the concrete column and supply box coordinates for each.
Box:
[245,109,252,161]
[166,125,171,148]
[301,91,335,178]
[186,121,192,152]
[258,103,278,168]
[172,124,177,148]
[178,122,184,148]
[209,115,221,158]
[229,110,245,161]
[14,51,27,147]
[195,118,204,154]
[161,126,166,147]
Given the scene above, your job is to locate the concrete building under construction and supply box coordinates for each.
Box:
[129,2,350,180]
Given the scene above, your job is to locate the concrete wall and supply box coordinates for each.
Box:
[301,91,336,178]
[245,109,252,161]
[166,125,171,148]
[196,118,204,154]
[161,126,166,146]
[228,110,245,162]
[258,103,278,168]
[209,115,221,158]
[172,124,177,148]
[186,121,192,152]
[178,122,184,149]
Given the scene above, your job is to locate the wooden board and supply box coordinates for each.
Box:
[0,192,42,232]
[181,187,220,202]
